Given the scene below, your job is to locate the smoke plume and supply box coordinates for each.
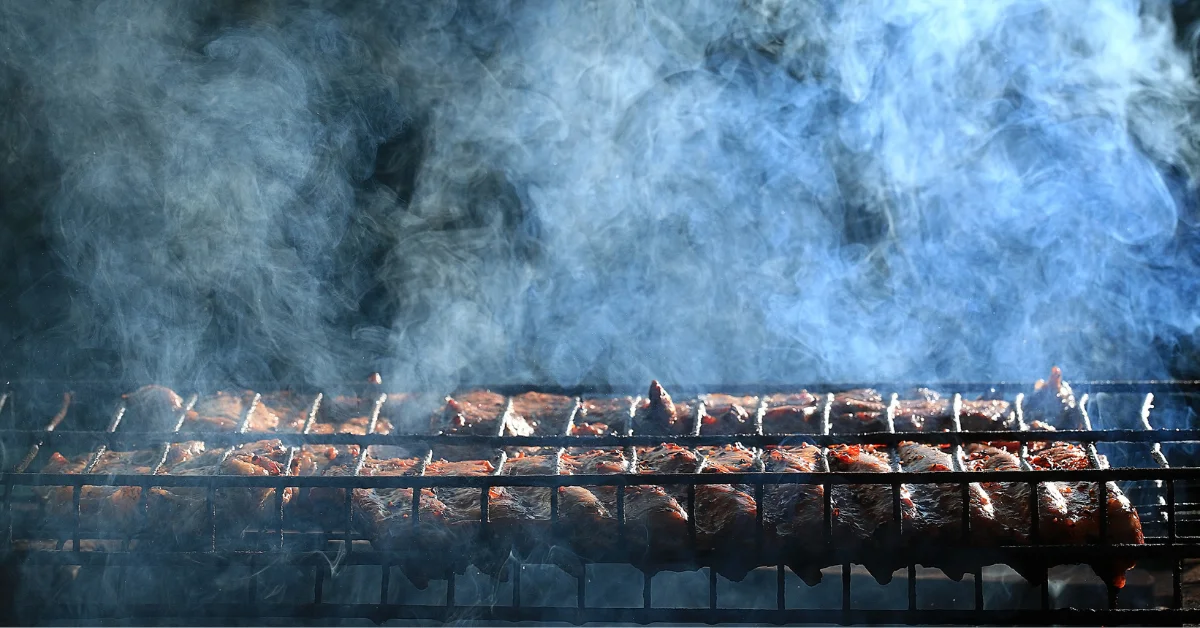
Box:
[1,0,1199,392]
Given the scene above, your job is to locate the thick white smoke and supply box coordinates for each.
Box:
[0,0,1198,391]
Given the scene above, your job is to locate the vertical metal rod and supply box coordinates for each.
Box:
[247,556,257,604]
[821,394,834,545]
[2,482,11,549]
[1097,480,1109,544]
[512,561,522,608]
[754,481,765,557]
[708,566,717,610]
[686,484,697,545]
[445,568,455,609]
[907,564,916,610]
[1028,482,1040,544]
[71,483,81,552]
[776,563,785,610]
[1167,480,1176,545]
[841,562,851,611]
[642,571,652,609]
[207,486,216,552]
[960,482,971,542]
[616,484,626,541]
[1173,559,1183,609]
[314,565,325,603]
[84,403,127,473]
[343,489,354,552]
[378,563,388,605]
[1040,566,1050,610]
[275,482,286,550]
[973,565,983,611]
[577,560,586,609]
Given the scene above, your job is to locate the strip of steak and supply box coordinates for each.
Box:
[1027,442,1144,588]
[561,448,688,566]
[826,444,917,583]
[636,444,757,576]
[176,391,282,433]
[894,398,1016,432]
[760,444,828,585]
[1025,366,1083,428]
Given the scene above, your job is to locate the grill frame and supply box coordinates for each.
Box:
[1,379,1198,625]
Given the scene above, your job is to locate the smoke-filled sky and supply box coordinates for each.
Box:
[1,0,1199,391]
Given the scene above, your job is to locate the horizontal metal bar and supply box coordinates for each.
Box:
[5,541,1200,569]
[7,378,1200,395]
[5,427,1200,449]
[6,466,1200,489]
[12,601,1200,626]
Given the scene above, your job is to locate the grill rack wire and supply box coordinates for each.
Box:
[0,379,1198,625]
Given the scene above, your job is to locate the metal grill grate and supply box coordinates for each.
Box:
[1,380,1198,625]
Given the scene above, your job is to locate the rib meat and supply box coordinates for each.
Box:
[826,444,917,582]
[636,444,758,577]
[759,444,828,585]
[698,395,760,435]
[561,448,688,566]
[761,392,821,434]
[632,381,696,435]
[572,397,632,436]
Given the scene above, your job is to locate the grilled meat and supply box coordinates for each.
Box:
[1025,366,1082,428]
[509,393,577,436]
[698,395,760,435]
[40,443,203,536]
[759,444,828,585]
[635,444,758,577]
[633,381,696,435]
[572,397,632,436]
[120,385,186,431]
[762,392,821,433]
[894,399,1016,432]
[1027,442,1144,588]
[353,453,449,589]
[826,444,916,583]
[561,448,688,565]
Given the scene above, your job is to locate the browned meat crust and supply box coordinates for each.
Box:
[826,444,917,583]
[1027,442,1144,588]
[509,393,577,435]
[759,444,828,585]
[635,444,757,577]
[561,448,688,565]
[633,381,696,435]
[761,392,821,433]
[572,397,631,436]
[698,395,760,435]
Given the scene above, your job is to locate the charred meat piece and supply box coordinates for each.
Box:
[1027,442,1144,588]
[762,392,821,434]
[963,445,1070,544]
[1025,366,1082,428]
[179,391,281,433]
[142,439,294,544]
[433,391,523,435]
[509,393,577,436]
[572,397,633,436]
[40,443,204,536]
[120,385,186,431]
[826,444,916,583]
[633,381,697,435]
[829,390,888,433]
[760,445,828,585]
[310,394,397,435]
[636,443,758,573]
[561,448,688,564]
[698,395,760,435]
[893,399,1016,432]
[353,453,449,589]
[897,443,1000,579]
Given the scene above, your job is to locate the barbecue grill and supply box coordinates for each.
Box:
[2,378,1198,625]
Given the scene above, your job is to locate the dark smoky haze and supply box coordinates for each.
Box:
[2,0,1200,393]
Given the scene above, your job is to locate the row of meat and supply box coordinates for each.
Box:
[23,368,1141,590]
